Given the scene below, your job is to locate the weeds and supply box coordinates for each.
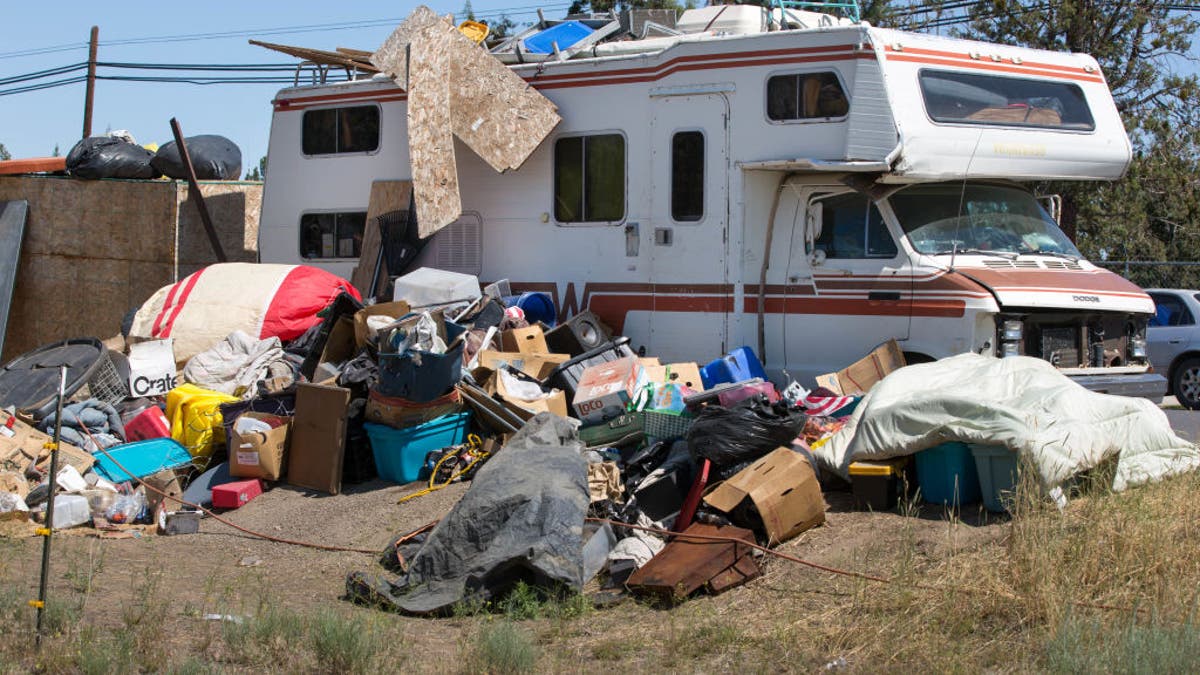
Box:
[310,610,380,674]
[467,621,538,674]
[1045,613,1200,673]
[497,581,591,621]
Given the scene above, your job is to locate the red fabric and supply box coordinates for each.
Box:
[259,266,360,342]
[159,267,205,338]
[673,458,711,534]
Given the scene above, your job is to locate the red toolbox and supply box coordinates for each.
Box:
[124,406,171,441]
[211,479,263,509]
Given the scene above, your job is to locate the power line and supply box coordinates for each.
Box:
[0,3,571,60]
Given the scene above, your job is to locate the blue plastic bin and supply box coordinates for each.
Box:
[700,346,768,389]
[92,438,193,483]
[523,21,594,54]
[377,319,467,402]
[970,444,1019,512]
[501,292,557,327]
[366,413,471,484]
[915,442,981,507]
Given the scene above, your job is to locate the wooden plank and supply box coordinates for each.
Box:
[626,523,761,600]
[349,180,412,298]
[407,30,462,237]
[250,40,379,72]
[0,201,27,357]
[0,158,66,175]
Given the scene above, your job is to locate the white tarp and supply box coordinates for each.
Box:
[813,354,1200,492]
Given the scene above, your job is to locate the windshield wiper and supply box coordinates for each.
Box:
[929,248,1019,260]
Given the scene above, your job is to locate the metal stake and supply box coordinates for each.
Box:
[34,365,68,647]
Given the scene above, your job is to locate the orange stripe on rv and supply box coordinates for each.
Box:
[883,52,1104,83]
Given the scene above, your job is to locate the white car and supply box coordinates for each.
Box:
[1146,289,1200,409]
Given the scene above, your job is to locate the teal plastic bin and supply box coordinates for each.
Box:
[970,444,1019,513]
[915,442,980,507]
[366,413,470,484]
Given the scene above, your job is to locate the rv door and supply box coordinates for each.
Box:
[642,92,732,361]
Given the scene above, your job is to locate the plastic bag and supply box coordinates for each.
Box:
[685,398,807,467]
[66,136,158,179]
[151,134,242,180]
[105,490,148,524]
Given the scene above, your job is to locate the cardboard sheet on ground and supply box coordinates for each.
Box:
[812,354,1200,491]
[346,413,588,615]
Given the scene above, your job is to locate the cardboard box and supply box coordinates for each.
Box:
[229,412,291,481]
[127,339,177,397]
[353,300,412,349]
[482,367,569,419]
[477,350,571,380]
[572,356,640,424]
[500,325,549,354]
[0,410,94,475]
[815,339,906,395]
[287,384,350,495]
[704,447,826,545]
[318,317,357,368]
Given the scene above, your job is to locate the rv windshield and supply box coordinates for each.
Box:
[889,183,1082,258]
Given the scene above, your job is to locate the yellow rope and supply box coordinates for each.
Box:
[396,435,488,505]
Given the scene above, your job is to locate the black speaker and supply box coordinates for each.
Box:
[545,310,612,356]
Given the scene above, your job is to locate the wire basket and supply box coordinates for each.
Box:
[78,349,129,407]
[644,410,695,440]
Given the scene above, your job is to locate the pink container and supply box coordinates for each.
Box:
[717,381,779,408]
[124,406,170,441]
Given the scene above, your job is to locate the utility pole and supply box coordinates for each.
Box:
[82,26,98,138]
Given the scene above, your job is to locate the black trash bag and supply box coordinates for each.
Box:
[151,134,242,180]
[65,136,158,179]
[685,397,807,467]
[346,413,589,615]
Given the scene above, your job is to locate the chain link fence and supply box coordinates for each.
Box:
[1094,261,1200,291]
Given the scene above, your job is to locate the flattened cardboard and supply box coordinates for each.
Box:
[477,350,570,380]
[0,409,94,475]
[353,301,413,349]
[229,413,291,481]
[704,447,826,545]
[318,317,356,370]
[287,384,351,495]
[500,325,549,354]
[638,362,706,392]
[815,339,905,395]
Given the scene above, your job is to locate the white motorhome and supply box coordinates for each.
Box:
[258,4,1164,398]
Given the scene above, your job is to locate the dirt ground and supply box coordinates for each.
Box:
[0,470,1013,671]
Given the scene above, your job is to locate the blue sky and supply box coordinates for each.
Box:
[0,1,545,172]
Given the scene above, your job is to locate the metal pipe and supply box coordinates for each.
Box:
[34,365,68,648]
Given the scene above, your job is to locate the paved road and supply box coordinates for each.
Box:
[1165,408,1200,442]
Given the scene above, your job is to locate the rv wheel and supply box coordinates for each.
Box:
[1172,356,1200,410]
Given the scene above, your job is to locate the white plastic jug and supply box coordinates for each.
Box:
[48,494,91,529]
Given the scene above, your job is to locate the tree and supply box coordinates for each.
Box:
[0,143,9,161]
[51,144,60,158]
[461,0,476,21]
[961,1,1200,262]
[486,14,517,41]
[245,155,267,181]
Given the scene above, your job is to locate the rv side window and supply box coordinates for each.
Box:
[766,72,848,121]
[302,105,380,155]
[813,193,896,259]
[300,212,367,259]
[919,70,1095,130]
[554,134,625,223]
[671,131,704,222]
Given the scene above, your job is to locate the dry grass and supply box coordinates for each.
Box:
[1,466,1199,672]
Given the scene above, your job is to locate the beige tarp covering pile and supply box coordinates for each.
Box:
[814,354,1200,492]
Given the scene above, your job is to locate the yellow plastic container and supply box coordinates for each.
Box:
[166,384,238,460]
[848,457,910,510]
[458,20,490,44]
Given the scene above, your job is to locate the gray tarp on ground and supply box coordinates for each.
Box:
[349,413,588,614]
[813,353,1200,491]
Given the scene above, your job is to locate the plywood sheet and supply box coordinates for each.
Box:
[372,6,561,236]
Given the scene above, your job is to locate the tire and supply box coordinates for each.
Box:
[1172,356,1200,410]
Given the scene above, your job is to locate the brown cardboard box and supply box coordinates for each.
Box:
[814,339,906,395]
[477,350,571,380]
[318,316,356,368]
[481,367,569,419]
[704,447,826,545]
[287,384,351,495]
[353,300,412,348]
[500,325,549,354]
[229,412,291,481]
[0,409,94,475]
[638,362,705,392]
